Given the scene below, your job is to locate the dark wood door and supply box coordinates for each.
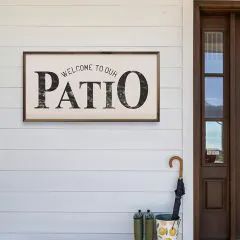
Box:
[196,10,240,240]
[200,15,230,240]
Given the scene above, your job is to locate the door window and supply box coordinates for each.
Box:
[203,30,226,164]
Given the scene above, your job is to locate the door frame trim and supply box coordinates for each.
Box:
[193,3,201,240]
[229,12,237,240]
[194,1,239,240]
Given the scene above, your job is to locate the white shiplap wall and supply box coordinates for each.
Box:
[0,0,193,239]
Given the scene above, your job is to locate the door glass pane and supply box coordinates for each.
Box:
[204,32,223,73]
[205,77,223,118]
[205,121,224,164]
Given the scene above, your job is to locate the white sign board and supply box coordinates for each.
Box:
[23,52,160,122]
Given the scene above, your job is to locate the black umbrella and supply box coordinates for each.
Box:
[169,156,185,220]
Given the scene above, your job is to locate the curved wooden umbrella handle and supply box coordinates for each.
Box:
[169,156,183,178]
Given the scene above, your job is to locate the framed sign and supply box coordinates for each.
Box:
[23,52,160,122]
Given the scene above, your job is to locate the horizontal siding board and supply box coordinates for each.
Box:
[0,212,182,233]
[161,68,182,87]
[0,0,181,6]
[0,212,133,233]
[0,233,182,240]
[0,192,175,212]
[0,26,182,47]
[0,129,182,150]
[0,233,133,240]
[0,171,178,191]
[0,109,182,130]
[0,88,182,109]
[0,47,182,68]
[0,6,182,27]
[0,67,182,88]
[0,149,182,170]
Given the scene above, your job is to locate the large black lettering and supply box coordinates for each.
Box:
[56,82,79,109]
[103,81,115,109]
[117,71,148,109]
[79,82,101,109]
[35,71,59,108]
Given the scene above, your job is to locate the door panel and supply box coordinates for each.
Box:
[204,179,225,210]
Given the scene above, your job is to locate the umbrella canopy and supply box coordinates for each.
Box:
[169,156,185,220]
[172,178,185,220]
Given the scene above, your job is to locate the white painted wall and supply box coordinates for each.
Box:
[0,0,193,239]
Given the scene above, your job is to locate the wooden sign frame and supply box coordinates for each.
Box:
[23,51,160,122]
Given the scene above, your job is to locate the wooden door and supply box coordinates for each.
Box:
[200,15,230,240]
[195,6,240,239]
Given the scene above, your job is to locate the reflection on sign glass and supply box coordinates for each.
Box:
[205,77,223,118]
[205,121,224,164]
[204,32,223,74]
